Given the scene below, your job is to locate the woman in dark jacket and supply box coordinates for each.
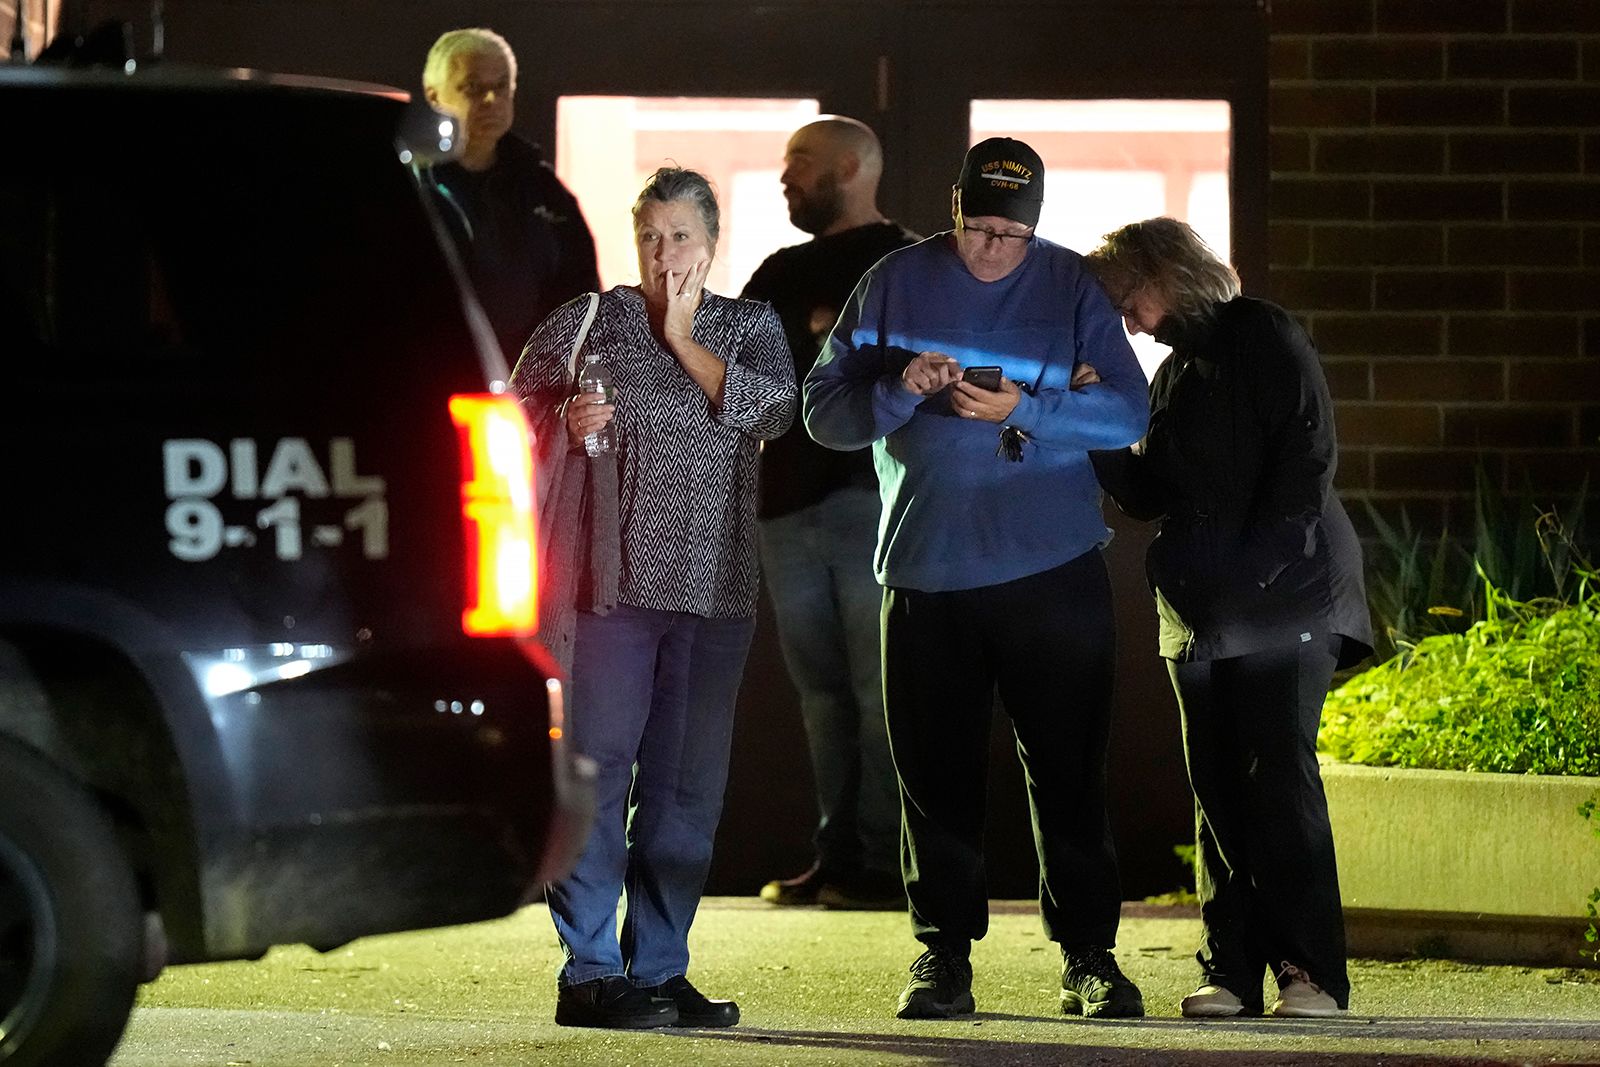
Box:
[1085,218,1372,1019]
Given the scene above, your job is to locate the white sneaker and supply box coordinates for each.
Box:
[1181,983,1244,1018]
[1270,962,1344,1018]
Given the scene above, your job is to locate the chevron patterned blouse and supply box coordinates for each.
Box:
[512,286,797,618]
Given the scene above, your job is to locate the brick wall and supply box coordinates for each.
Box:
[1268,0,1600,536]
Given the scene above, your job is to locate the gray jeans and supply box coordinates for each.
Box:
[758,486,897,875]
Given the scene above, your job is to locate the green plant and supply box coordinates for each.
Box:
[1361,468,1590,663]
[1142,842,1200,907]
[1321,574,1600,775]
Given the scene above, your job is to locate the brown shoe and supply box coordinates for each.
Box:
[759,861,830,906]
[816,868,906,910]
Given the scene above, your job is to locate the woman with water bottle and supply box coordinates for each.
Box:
[509,166,797,1031]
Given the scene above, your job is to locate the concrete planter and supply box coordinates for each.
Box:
[1322,762,1600,967]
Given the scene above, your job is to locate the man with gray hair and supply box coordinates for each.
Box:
[742,117,918,912]
[420,27,597,360]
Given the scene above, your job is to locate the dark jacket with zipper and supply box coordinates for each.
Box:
[1092,296,1372,667]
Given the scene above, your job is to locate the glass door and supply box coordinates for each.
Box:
[556,96,821,297]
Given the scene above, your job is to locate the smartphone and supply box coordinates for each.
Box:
[964,365,1002,391]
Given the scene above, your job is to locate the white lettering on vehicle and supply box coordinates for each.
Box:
[162,438,389,562]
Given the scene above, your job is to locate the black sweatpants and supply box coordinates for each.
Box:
[1168,635,1349,1010]
[882,549,1123,950]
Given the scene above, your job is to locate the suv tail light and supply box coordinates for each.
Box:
[449,394,538,637]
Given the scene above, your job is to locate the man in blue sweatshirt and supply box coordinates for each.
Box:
[803,137,1150,1021]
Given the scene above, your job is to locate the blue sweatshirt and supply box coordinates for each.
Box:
[803,233,1149,592]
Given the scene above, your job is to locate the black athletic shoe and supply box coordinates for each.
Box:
[555,976,678,1029]
[896,943,975,1019]
[1060,946,1145,1019]
[647,975,740,1028]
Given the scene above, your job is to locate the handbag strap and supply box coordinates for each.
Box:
[568,291,601,383]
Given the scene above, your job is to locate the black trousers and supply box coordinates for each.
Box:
[1168,636,1349,1010]
[882,549,1122,950]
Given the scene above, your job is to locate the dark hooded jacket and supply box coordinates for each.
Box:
[1092,296,1372,667]
[424,134,599,361]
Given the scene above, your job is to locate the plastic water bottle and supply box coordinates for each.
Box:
[577,353,615,457]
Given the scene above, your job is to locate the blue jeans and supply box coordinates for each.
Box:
[547,604,756,987]
[757,486,898,876]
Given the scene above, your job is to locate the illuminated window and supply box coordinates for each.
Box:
[972,100,1232,379]
[556,97,821,298]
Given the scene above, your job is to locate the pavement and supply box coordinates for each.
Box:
[110,900,1600,1066]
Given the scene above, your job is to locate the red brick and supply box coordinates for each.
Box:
[1447,224,1581,267]
[1588,228,1600,268]
[1271,268,1374,310]
[1374,359,1506,401]
[1508,270,1600,311]
[1509,180,1600,221]
[1509,88,1600,127]
[1271,38,1311,81]
[1373,450,1485,491]
[1450,133,1581,175]
[1376,86,1504,127]
[1336,402,1444,445]
[1271,85,1374,128]
[1314,224,1445,267]
[1509,358,1600,399]
[1313,39,1444,80]
[1272,178,1372,220]
[1374,180,1504,221]
[1588,134,1599,174]
[1378,0,1507,33]
[1332,449,1373,491]
[1443,407,1573,447]
[1271,223,1312,267]
[1312,314,1446,356]
[1580,406,1600,444]
[1271,0,1375,34]
[1315,133,1446,175]
[1587,41,1600,82]
[1448,38,1581,80]
[1513,0,1600,34]
[1448,314,1581,357]
[1324,357,1373,400]
[1589,317,1600,357]
[1271,131,1312,172]
[1513,451,1600,492]
[1375,270,1506,311]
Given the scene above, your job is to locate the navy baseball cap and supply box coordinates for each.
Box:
[957,137,1045,227]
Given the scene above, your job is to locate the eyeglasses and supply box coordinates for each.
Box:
[961,221,1034,245]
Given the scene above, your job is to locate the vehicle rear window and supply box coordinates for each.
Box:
[2,86,479,385]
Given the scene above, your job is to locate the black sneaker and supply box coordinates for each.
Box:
[555,976,678,1029]
[647,975,740,1028]
[896,943,975,1019]
[759,860,831,906]
[1060,946,1145,1019]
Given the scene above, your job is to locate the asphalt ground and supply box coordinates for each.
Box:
[111,900,1600,1066]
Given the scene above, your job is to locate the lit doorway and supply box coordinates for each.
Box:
[555,97,821,298]
[972,99,1232,380]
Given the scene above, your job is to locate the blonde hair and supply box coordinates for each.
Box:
[422,28,517,94]
[1084,217,1240,322]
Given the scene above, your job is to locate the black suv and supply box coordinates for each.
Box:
[0,62,593,1066]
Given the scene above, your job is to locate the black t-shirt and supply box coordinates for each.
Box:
[741,221,920,519]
